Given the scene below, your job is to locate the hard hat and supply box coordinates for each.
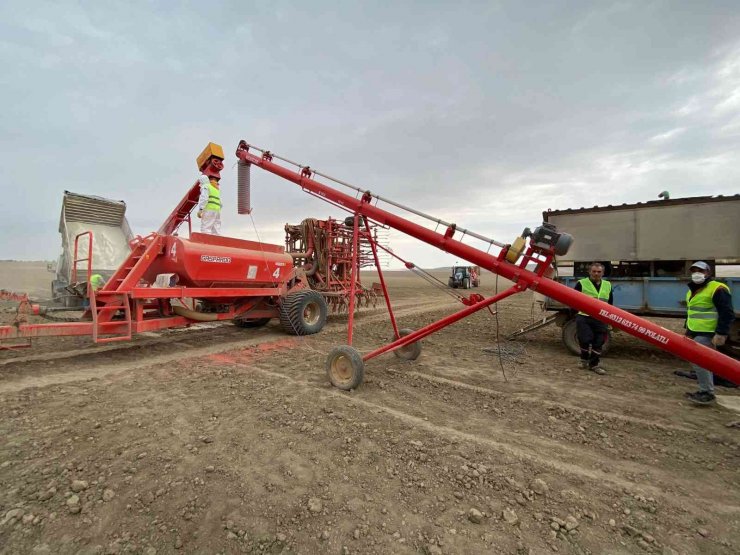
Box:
[690,261,710,272]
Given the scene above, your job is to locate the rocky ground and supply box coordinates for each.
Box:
[1,268,739,554]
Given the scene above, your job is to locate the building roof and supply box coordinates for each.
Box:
[543,194,740,220]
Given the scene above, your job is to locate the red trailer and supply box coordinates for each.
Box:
[234,139,740,390]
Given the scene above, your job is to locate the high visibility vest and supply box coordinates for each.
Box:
[686,281,729,333]
[577,278,611,316]
[90,274,105,290]
[205,182,221,211]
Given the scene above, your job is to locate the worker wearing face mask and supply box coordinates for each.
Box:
[683,261,735,405]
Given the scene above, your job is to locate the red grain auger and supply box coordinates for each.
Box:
[234,139,740,390]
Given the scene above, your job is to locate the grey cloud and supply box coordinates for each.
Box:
[1,1,739,267]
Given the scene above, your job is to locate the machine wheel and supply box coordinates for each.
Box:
[463,278,470,290]
[234,318,271,328]
[393,328,422,361]
[562,317,611,356]
[326,346,365,390]
[279,290,328,336]
[447,277,455,288]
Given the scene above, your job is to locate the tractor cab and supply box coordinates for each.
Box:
[448,265,480,289]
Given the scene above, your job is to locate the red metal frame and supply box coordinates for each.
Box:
[72,231,93,286]
[0,179,301,345]
[235,140,740,384]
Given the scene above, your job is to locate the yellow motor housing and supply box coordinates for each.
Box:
[506,236,526,263]
[196,142,225,170]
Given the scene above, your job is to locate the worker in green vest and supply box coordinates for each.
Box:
[195,142,225,235]
[90,274,105,292]
[573,262,613,375]
[196,174,222,235]
[683,261,735,405]
[83,274,106,309]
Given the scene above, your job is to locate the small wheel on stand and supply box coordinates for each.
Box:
[393,328,422,361]
[326,346,365,390]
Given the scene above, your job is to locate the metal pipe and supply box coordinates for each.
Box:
[363,218,400,339]
[171,305,219,322]
[363,286,518,361]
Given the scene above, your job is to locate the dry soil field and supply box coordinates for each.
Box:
[1,263,739,555]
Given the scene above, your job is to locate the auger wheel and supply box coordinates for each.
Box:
[326,345,365,390]
[392,328,422,360]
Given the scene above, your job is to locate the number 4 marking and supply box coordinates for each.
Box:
[272,267,280,279]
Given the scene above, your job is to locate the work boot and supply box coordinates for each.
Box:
[579,360,589,370]
[589,365,606,375]
[685,391,716,405]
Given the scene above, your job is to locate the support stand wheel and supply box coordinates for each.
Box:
[326,346,365,390]
[393,328,422,361]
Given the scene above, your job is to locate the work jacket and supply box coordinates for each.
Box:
[576,278,612,316]
[686,280,733,335]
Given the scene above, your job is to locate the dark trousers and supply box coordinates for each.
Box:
[576,315,607,367]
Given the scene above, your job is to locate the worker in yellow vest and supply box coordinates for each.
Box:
[195,143,225,235]
[90,274,105,292]
[683,261,735,405]
[573,262,613,375]
[83,274,106,309]
[197,174,222,235]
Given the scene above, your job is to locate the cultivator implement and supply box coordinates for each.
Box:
[235,139,740,389]
[285,217,379,314]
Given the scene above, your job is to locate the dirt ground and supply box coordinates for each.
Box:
[1,263,739,555]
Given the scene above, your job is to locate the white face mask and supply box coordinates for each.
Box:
[691,272,706,284]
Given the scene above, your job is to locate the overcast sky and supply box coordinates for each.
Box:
[1,1,739,269]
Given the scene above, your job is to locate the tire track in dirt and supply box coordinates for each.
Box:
[394,369,696,433]
[205,354,740,515]
[0,298,453,392]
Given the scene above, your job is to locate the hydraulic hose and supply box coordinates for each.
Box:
[172,305,219,322]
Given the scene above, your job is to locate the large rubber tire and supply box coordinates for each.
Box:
[562,317,611,356]
[393,328,422,361]
[327,345,364,390]
[234,318,271,328]
[463,278,470,290]
[448,277,455,288]
[279,290,328,336]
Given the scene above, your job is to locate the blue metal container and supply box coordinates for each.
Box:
[547,277,740,318]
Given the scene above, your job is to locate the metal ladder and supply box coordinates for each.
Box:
[90,289,132,343]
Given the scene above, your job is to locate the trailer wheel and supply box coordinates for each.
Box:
[393,328,422,361]
[234,318,271,328]
[562,317,611,356]
[279,290,328,335]
[327,345,364,390]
